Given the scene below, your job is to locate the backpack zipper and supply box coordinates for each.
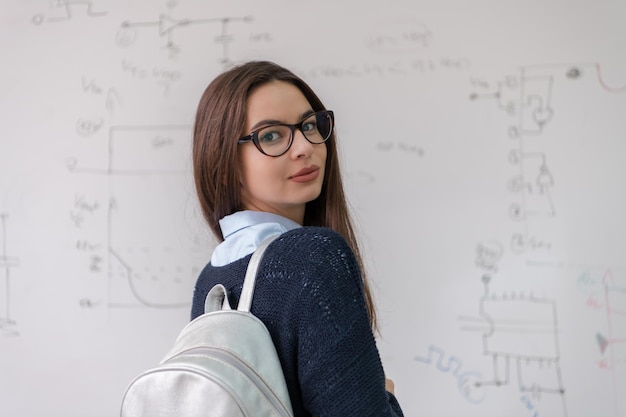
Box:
[179,347,293,417]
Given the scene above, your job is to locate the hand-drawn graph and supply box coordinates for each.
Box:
[459,274,568,417]
[0,213,19,336]
[69,125,206,309]
[107,125,204,308]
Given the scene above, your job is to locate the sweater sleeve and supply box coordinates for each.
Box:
[293,229,404,417]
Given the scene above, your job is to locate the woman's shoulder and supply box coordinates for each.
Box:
[267,226,355,263]
[267,226,362,282]
[274,226,350,251]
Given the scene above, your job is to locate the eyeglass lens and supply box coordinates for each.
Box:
[256,111,333,156]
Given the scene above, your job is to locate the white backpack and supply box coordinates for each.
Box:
[120,236,294,417]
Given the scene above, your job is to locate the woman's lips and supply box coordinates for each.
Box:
[289,166,320,183]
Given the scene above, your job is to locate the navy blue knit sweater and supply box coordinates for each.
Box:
[191,226,404,417]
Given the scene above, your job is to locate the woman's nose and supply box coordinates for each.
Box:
[290,129,314,157]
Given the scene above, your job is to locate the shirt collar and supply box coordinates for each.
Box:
[219,210,301,238]
[211,210,301,266]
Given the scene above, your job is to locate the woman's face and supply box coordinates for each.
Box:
[239,80,327,224]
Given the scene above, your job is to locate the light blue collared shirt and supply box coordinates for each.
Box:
[210,210,302,266]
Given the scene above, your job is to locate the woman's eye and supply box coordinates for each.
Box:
[259,130,282,143]
[302,121,317,132]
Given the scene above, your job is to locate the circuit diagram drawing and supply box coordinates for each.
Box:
[464,62,625,416]
[507,150,555,220]
[469,66,560,254]
[116,10,253,61]
[460,274,568,417]
[469,62,625,256]
[0,213,19,336]
[69,125,205,310]
[32,0,107,25]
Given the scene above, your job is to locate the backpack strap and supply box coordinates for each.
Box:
[204,284,231,313]
[238,235,279,312]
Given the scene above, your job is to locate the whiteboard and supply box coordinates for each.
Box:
[1,1,625,416]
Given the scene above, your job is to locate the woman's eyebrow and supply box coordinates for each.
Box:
[249,110,315,131]
[250,118,283,131]
[299,109,315,119]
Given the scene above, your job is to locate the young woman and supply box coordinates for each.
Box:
[191,61,404,417]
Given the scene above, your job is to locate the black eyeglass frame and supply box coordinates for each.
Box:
[237,110,334,157]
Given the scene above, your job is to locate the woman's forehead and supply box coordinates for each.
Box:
[246,81,312,125]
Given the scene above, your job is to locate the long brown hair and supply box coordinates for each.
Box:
[192,61,377,331]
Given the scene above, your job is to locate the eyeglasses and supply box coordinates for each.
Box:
[238,110,334,157]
